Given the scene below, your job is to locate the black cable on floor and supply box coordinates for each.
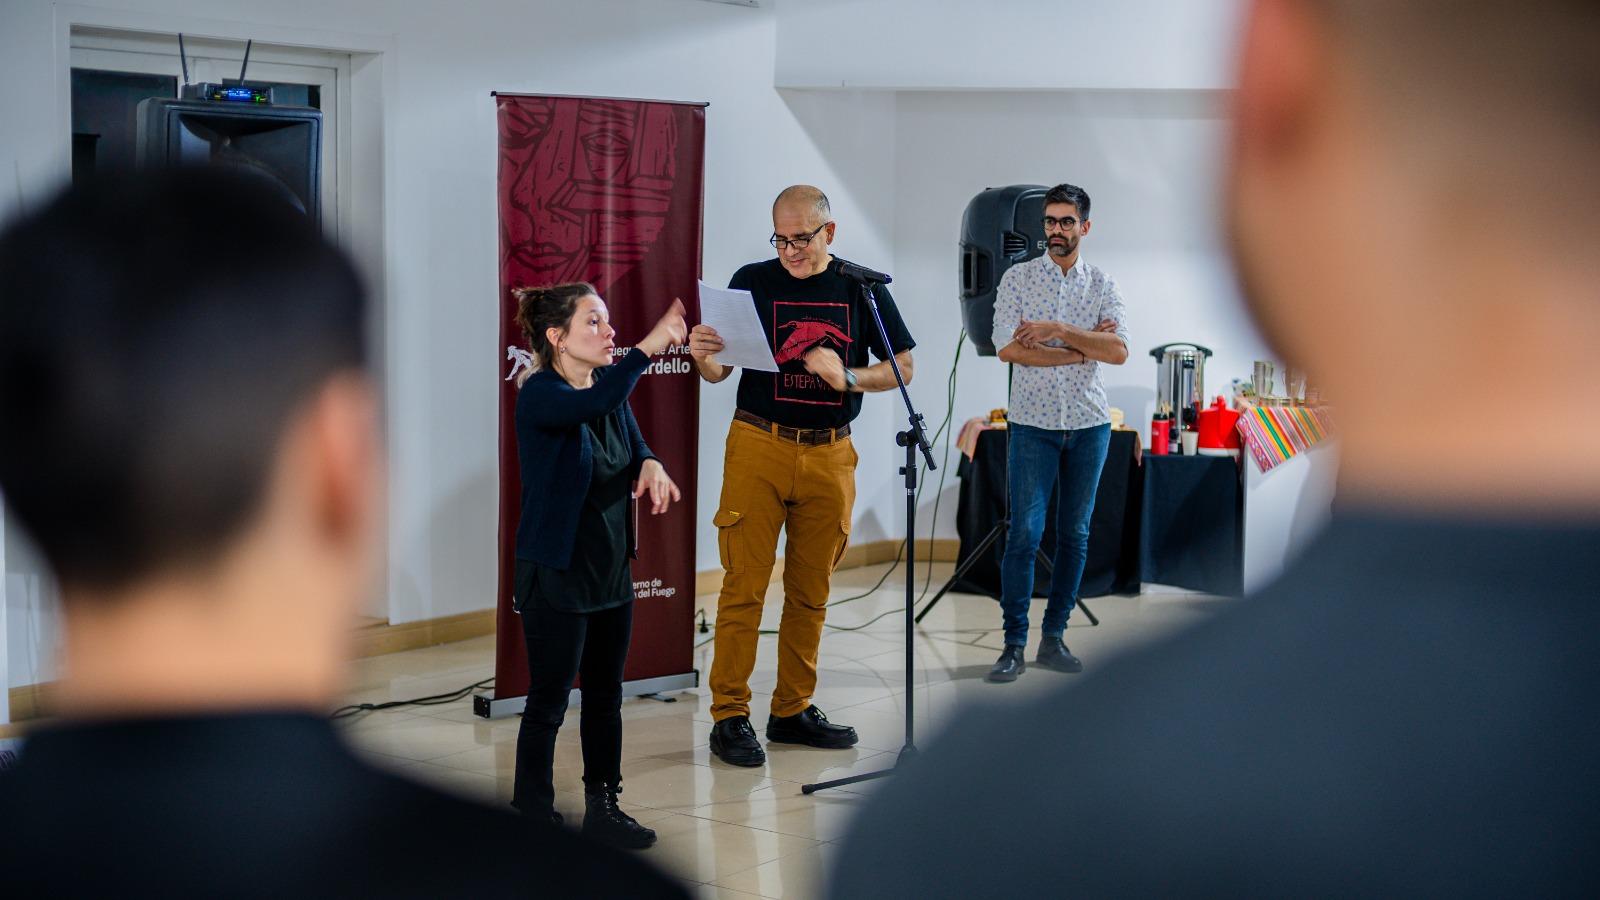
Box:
[330,676,495,720]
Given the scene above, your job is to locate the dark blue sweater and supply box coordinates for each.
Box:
[514,349,656,569]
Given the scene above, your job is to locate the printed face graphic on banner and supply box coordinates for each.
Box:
[498,97,679,292]
[773,301,852,405]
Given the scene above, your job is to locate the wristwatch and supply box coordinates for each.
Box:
[843,368,859,392]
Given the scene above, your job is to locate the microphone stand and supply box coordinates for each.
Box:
[803,272,935,796]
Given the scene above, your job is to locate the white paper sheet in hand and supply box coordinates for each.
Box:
[697,281,778,372]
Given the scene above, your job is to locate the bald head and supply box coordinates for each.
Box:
[770,185,836,278]
[773,185,832,226]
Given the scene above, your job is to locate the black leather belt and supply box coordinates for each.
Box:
[734,409,850,446]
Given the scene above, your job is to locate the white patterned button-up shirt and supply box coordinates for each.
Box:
[991,253,1129,431]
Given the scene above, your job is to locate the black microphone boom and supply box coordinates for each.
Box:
[830,258,892,284]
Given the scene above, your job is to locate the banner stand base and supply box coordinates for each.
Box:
[473,670,700,719]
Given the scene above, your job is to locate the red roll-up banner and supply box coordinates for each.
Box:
[491,93,705,710]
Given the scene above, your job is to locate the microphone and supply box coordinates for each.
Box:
[829,258,892,284]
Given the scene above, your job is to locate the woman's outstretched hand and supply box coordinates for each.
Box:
[637,299,688,357]
[633,459,681,515]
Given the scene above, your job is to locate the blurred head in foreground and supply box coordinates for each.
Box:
[1227,0,1600,513]
[0,168,380,716]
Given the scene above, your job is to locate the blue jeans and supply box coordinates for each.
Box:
[999,422,1112,647]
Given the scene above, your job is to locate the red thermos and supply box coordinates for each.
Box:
[1150,411,1171,456]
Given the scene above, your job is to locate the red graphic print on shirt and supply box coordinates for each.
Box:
[773,301,852,406]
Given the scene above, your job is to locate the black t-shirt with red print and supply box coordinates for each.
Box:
[728,257,916,430]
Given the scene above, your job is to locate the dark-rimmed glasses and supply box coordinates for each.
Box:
[770,222,830,251]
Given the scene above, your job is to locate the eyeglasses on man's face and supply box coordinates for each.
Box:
[1042,216,1080,232]
[770,222,830,251]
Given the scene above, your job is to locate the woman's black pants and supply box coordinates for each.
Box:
[511,599,633,815]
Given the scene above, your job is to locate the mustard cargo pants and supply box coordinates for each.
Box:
[709,419,857,722]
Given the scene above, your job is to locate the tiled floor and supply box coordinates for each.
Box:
[338,561,1232,899]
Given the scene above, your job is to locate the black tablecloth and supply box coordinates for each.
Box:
[953,430,1243,599]
[1139,454,1243,596]
[952,428,1142,599]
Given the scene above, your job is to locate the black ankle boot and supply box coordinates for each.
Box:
[986,645,1027,683]
[582,782,656,850]
[1036,636,1083,673]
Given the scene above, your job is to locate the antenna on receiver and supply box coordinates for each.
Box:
[237,39,252,85]
[175,37,274,104]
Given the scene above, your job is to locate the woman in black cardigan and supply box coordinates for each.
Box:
[510,282,685,848]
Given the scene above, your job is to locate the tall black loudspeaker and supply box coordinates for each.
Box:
[959,184,1048,356]
[135,99,322,227]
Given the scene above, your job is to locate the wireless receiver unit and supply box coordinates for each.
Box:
[173,37,274,105]
[180,83,274,104]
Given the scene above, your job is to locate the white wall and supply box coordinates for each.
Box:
[776,0,1242,91]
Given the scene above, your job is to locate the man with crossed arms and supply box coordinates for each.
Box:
[987,182,1128,683]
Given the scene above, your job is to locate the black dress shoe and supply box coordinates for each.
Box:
[765,706,859,749]
[582,782,656,850]
[710,715,766,767]
[1036,636,1083,673]
[986,645,1027,683]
